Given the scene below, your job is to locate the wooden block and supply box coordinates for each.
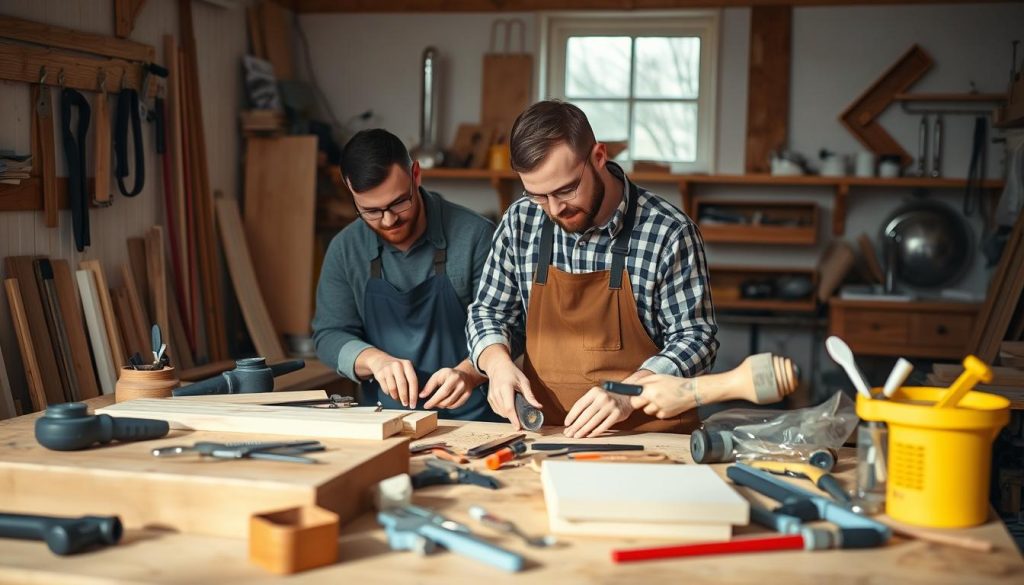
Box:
[145,227,170,346]
[4,257,64,405]
[80,260,125,370]
[76,269,117,395]
[51,260,100,400]
[0,340,16,419]
[243,136,317,339]
[745,6,791,174]
[0,403,410,538]
[249,506,339,575]
[96,399,407,440]
[4,279,48,411]
[215,194,286,361]
[258,0,293,80]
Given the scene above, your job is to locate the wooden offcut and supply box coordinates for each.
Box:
[745,6,791,174]
[51,260,100,400]
[0,398,410,539]
[4,257,64,405]
[34,259,77,402]
[839,45,933,166]
[4,279,48,411]
[244,136,317,339]
[76,270,117,394]
[97,398,407,440]
[80,260,126,371]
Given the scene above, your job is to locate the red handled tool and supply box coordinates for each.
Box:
[485,440,527,470]
[613,534,807,563]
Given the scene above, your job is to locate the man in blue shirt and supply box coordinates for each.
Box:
[313,129,497,420]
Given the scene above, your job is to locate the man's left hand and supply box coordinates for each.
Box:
[420,368,476,410]
[562,370,654,438]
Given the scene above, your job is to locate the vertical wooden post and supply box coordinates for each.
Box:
[745,6,791,174]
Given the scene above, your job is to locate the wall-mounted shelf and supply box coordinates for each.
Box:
[709,265,818,314]
[422,168,1005,236]
[694,198,818,246]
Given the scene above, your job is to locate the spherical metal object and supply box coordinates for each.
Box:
[881,199,972,289]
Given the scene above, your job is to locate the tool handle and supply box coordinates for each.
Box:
[612,534,805,563]
[270,359,306,377]
[602,381,643,396]
[419,523,524,572]
[0,513,122,555]
[531,443,644,453]
[108,415,170,442]
[816,475,852,505]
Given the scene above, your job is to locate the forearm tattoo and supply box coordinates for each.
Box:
[677,378,701,407]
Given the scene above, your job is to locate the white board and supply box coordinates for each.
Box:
[541,460,749,525]
[77,270,117,395]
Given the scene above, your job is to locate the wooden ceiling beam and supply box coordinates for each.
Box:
[291,0,1017,13]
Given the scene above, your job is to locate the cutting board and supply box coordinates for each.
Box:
[170,390,439,438]
[97,398,407,440]
[480,19,532,142]
[0,401,408,538]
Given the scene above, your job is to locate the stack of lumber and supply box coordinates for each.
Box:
[968,210,1024,362]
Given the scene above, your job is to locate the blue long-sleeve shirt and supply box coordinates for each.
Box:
[313,188,495,381]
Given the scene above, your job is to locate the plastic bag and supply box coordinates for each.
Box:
[692,391,858,465]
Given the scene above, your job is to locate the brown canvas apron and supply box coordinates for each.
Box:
[521,186,697,433]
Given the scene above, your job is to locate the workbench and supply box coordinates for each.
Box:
[0,398,1021,584]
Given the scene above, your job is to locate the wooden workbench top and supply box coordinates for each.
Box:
[0,412,1021,584]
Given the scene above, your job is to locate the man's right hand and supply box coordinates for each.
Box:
[364,351,419,408]
[479,345,541,430]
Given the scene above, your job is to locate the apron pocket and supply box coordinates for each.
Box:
[582,290,622,351]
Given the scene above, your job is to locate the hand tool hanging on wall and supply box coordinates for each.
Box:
[114,80,145,197]
[60,76,92,252]
[31,67,58,228]
[930,114,943,177]
[915,116,928,177]
[93,71,112,206]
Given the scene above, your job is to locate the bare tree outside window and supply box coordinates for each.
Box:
[563,35,701,163]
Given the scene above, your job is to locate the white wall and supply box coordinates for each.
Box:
[297,3,1023,385]
[0,0,248,397]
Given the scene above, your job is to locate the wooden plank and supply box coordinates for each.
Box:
[744,6,790,174]
[34,260,77,402]
[970,208,1024,361]
[120,264,150,351]
[179,0,228,361]
[839,45,933,166]
[215,194,286,362]
[0,401,410,539]
[114,0,147,40]
[0,15,155,62]
[258,0,294,80]
[112,287,143,358]
[0,341,17,418]
[0,40,152,95]
[244,136,317,338]
[4,279,48,411]
[80,260,126,371]
[51,260,100,400]
[168,291,196,370]
[96,399,406,440]
[76,270,118,395]
[481,54,532,143]
[173,390,439,438]
[294,0,1021,10]
[126,237,151,315]
[247,6,266,58]
[31,83,57,228]
[4,257,65,405]
[145,226,170,344]
[92,89,112,206]
[164,35,190,333]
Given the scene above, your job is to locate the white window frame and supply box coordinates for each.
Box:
[538,10,719,173]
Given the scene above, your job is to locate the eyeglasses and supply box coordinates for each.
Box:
[356,186,415,222]
[524,157,591,205]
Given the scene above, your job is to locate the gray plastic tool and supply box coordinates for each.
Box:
[514,393,543,431]
[0,512,122,555]
[34,403,169,451]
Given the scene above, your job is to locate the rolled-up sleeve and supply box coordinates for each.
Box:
[466,213,523,372]
[312,238,372,381]
[640,222,718,376]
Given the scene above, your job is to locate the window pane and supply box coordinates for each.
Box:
[572,100,629,142]
[632,101,697,162]
[565,37,631,98]
[634,37,700,99]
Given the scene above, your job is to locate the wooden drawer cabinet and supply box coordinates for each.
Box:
[829,299,980,359]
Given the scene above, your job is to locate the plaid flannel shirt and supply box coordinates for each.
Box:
[466,162,718,377]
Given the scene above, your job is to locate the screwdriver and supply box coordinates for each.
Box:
[485,440,527,470]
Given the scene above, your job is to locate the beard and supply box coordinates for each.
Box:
[370,199,421,247]
[551,165,604,234]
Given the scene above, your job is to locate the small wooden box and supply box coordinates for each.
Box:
[250,505,340,575]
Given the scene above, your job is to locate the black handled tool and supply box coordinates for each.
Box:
[514,393,543,431]
[466,433,525,459]
[412,459,501,490]
[35,403,169,451]
[172,358,306,396]
[602,381,644,396]
[0,512,122,555]
[531,443,644,454]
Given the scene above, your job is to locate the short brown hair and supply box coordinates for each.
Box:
[509,100,596,173]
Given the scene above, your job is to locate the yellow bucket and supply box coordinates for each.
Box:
[856,387,1009,528]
